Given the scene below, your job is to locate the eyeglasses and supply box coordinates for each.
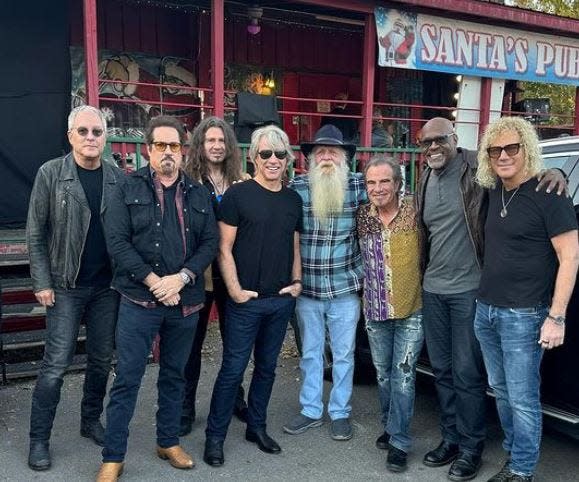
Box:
[487,143,521,160]
[151,141,182,153]
[258,150,288,160]
[74,127,104,137]
[419,132,454,149]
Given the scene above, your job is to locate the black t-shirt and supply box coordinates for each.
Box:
[478,177,577,307]
[160,181,184,276]
[219,179,303,296]
[76,165,112,287]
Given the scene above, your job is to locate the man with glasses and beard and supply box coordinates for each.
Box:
[26,105,122,471]
[97,116,217,481]
[283,124,366,442]
[203,125,302,467]
[416,117,565,481]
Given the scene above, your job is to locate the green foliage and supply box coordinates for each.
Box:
[512,0,577,125]
[513,0,578,18]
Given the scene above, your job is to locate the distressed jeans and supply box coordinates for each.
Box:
[366,311,424,452]
[474,301,546,477]
[29,286,119,442]
[295,293,360,420]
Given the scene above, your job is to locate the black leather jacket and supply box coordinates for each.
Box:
[416,148,488,276]
[104,166,218,305]
[26,153,122,292]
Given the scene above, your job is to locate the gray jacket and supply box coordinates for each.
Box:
[26,153,122,292]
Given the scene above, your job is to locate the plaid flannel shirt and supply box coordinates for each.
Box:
[289,172,367,299]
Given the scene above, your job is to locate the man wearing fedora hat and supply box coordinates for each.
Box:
[283,124,366,441]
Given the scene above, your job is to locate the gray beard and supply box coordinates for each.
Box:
[309,162,349,222]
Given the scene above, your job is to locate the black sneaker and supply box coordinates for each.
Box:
[488,459,511,482]
[375,432,390,450]
[386,445,407,473]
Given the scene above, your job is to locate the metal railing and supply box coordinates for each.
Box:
[105,137,424,192]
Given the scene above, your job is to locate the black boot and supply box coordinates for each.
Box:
[28,440,51,471]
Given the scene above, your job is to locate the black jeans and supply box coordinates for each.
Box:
[29,286,119,441]
[206,296,295,440]
[182,280,245,419]
[422,289,487,456]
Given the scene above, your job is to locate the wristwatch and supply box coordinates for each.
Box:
[546,314,565,325]
[179,271,191,285]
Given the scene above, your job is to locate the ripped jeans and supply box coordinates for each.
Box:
[366,311,424,452]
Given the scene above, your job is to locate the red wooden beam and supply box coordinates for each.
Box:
[360,13,376,148]
[292,0,373,14]
[211,0,225,118]
[389,0,579,37]
[83,0,99,108]
[479,78,492,140]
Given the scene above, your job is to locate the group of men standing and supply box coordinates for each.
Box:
[25,104,577,482]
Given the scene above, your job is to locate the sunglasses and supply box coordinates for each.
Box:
[258,150,288,160]
[419,132,454,149]
[74,127,104,137]
[151,141,182,153]
[487,143,521,160]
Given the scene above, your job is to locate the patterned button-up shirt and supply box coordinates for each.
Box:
[289,172,367,299]
[357,196,421,321]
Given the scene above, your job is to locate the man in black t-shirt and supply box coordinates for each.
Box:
[204,125,303,467]
[475,117,579,481]
[26,106,122,471]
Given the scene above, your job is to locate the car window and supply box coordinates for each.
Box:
[543,155,574,171]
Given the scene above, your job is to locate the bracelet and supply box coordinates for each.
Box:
[547,314,566,325]
[292,279,303,285]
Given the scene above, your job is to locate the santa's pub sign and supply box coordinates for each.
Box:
[375,7,579,86]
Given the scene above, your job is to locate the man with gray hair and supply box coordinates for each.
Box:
[26,105,122,470]
[283,124,366,441]
[204,125,302,467]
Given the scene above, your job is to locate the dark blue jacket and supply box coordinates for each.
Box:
[104,166,218,305]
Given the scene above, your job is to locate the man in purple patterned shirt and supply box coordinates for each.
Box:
[357,157,423,473]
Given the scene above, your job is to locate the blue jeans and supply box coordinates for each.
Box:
[206,296,295,440]
[366,312,424,452]
[29,287,119,441]
[295,293,360,420]
[422,289,487,455]
[474,301,546,477]
[102,298,198,462]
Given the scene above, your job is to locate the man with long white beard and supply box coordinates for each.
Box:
[283,124,366,441]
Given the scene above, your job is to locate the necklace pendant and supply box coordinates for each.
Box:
[500,208,507,218]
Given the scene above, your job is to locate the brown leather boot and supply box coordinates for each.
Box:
[96,462,124,481]
[156,445,195,469]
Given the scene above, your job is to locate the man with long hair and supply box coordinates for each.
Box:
[475,117,578,482]
[180,116,247,436]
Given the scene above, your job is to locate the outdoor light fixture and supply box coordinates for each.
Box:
[451,110,458,118]
[453,92,459,100]
[265,71,275,89]
[455,75,463,82]
[247,5,263,35]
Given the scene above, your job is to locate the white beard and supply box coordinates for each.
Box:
[309,161,349,222]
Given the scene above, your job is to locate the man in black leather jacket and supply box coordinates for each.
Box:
[26,105,123,471]
[97,116,217,481]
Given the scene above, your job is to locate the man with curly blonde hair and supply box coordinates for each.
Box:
[475,117,579,482]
